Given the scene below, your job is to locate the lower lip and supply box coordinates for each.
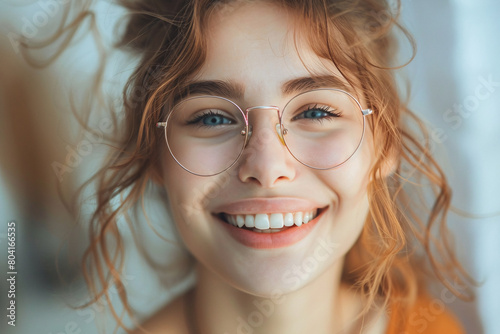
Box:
[218,208,327,249]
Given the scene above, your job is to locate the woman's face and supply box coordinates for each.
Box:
[160,1,374,297]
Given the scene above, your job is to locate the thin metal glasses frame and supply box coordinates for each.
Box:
[156,88,373,177]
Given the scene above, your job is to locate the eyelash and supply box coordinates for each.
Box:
[186,110,234,127]
[292,105,342,121]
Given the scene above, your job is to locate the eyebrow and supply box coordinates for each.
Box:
[178,80,245,100]
[178,75,350,100]
[281,75,351,95]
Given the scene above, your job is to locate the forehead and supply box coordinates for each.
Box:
[194,1,346,100]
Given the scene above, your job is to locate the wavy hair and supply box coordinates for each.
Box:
[17,0,474,332]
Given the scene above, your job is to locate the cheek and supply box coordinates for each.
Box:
[162,148,224,207]
[318,136,373,248]
[322,135,373,203]
[160,153,239,260]
[161,156,217,234]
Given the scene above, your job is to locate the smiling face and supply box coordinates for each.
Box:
[160,1,375,297]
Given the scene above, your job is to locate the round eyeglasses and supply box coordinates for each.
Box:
[156,88,373,176]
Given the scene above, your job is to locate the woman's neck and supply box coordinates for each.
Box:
[188,259,375,334]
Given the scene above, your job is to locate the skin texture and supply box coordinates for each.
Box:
[149,2,386,333]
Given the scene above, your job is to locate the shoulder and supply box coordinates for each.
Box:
[130,290,190,334]
[386,294,465,334]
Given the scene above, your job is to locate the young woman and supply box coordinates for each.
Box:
[70,0,473,333]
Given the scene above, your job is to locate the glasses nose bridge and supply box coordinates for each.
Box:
[243,105,286,146]
[244,105,281,118]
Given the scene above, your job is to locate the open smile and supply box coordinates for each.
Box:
[218,208,321,233]
[215,206,328,248]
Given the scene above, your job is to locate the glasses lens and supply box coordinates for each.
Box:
[165,96,247,175]
[281,89,365,169]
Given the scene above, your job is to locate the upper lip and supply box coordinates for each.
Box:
[212,197,328,215]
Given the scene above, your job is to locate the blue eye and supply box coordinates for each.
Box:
[202,114,232,126]
[303,109,329,119]
[187,110,234,127]
[292,105,341,121]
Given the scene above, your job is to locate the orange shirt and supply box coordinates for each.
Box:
[386,295,465,334]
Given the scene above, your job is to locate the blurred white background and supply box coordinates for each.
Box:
[0,0,499,333]
[402,1,500,333]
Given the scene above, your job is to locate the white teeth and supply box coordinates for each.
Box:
[270,213,284,228]
[304,212,310,224]
[284,213,294,227]
[245,215,255,228]
[236,215,245,228]
[294,212,303,227]
[224,209,320,230]
[254,214,270,230]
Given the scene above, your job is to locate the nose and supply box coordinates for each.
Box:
[237,108,296,187]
